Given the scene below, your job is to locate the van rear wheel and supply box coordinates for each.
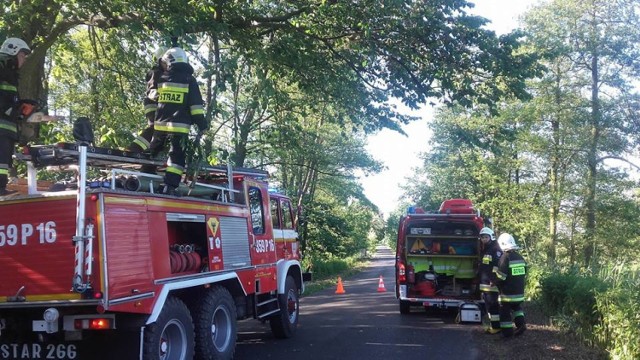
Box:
[399,300,411,314]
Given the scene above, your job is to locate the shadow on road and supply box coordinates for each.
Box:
[235,245,482,360]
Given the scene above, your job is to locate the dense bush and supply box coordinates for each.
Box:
[537,264,640,359]
[592,264,640,359]
[301,255,361,280]
[594,287,640,359]
[539,273,580,315]
[524,263,546,300]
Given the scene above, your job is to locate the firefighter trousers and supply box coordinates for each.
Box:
[148,132,186,188]
[0,135,15,191]
[499,301,525,337]
[128,125,154,153]
[482,291,500,330]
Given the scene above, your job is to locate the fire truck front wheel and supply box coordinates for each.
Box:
[269,275,299,338]
[193,286,238,360]
[143,296,195,360]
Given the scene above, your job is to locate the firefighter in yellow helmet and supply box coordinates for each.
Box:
[145,47,208,195]
[0,37,31,196]
[494,233,527,338]
[128,46,167,153]
[478,227,502,334]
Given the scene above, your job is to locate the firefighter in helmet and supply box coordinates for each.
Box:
[494,233,527,338]
[478,227,502,334]
[146,46,208,195]
[0,37,32,196]
[128,46,167,153]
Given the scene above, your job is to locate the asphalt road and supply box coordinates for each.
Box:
[235,245,483,360]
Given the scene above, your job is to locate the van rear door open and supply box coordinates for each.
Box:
[395,200,484,314]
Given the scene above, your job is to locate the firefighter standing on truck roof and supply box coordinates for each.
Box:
[127,46,167,153]
[0,37,32,196]
[494,232,527,339]
[478,227,502,334]
[145,46,208,196]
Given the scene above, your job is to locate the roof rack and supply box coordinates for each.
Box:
[13,142,268,200]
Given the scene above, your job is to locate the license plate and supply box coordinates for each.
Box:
[0,343,78,360]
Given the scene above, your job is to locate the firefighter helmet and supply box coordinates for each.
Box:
[152,46,167,62]
[497,233,519,251]
[0,37,31,56]
[479,227,495,241]
[161,47,188,68]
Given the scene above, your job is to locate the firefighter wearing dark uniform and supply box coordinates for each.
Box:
[494,233,527,338]
[478,227,502,334]
[147,47,207,195]
[128,47,166,153]
[0,38,31,196]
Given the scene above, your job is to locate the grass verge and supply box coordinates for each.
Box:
[301,257,370,296]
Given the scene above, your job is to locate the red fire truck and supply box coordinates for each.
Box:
[0,143,306,360]
[395,199,484,314]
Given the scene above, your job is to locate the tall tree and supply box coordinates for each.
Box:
[524,0,640,266]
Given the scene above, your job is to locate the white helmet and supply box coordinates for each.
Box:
[497,233,519,251]
[479,227,495,241]
[0,37,31,56]
[161,47,188,68]
[152,46,167,62]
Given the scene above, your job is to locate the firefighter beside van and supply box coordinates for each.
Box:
[494,233,527,338]
[478,227,501,334]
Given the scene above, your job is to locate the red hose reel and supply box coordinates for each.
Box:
[169,246,202,274]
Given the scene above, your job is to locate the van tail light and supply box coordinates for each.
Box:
[398,262,406,282]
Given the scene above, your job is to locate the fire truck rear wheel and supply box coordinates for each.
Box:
[269,275,299,338]
[193,286,237,360]
[143,296,195,360]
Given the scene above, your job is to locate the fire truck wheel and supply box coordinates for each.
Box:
[193,286,237,360]
[399,300,411,314]
[269,275,299,338]
[143,296,195,360]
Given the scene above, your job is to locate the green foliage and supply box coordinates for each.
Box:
[538,264,640,357]
[302,255,361,280]
[594,284,640,359]
[523,262,547,300]
[303,190,375,258]
[539,272,580,316]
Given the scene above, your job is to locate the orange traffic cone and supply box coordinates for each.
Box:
[377,275,387,292]
[335,276,346,294]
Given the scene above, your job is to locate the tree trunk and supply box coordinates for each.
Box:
[548,68,562,265]
[584,43,600,267]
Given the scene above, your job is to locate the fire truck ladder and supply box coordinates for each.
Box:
[19,142,268,201]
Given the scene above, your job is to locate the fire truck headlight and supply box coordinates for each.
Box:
[43,308,59,323]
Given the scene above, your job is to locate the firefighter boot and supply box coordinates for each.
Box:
[163,185,180,197]
[514,317,527,337]
[0,188,17,196]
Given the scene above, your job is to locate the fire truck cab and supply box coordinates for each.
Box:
[0,143,304,360]
[395,199,484,314]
